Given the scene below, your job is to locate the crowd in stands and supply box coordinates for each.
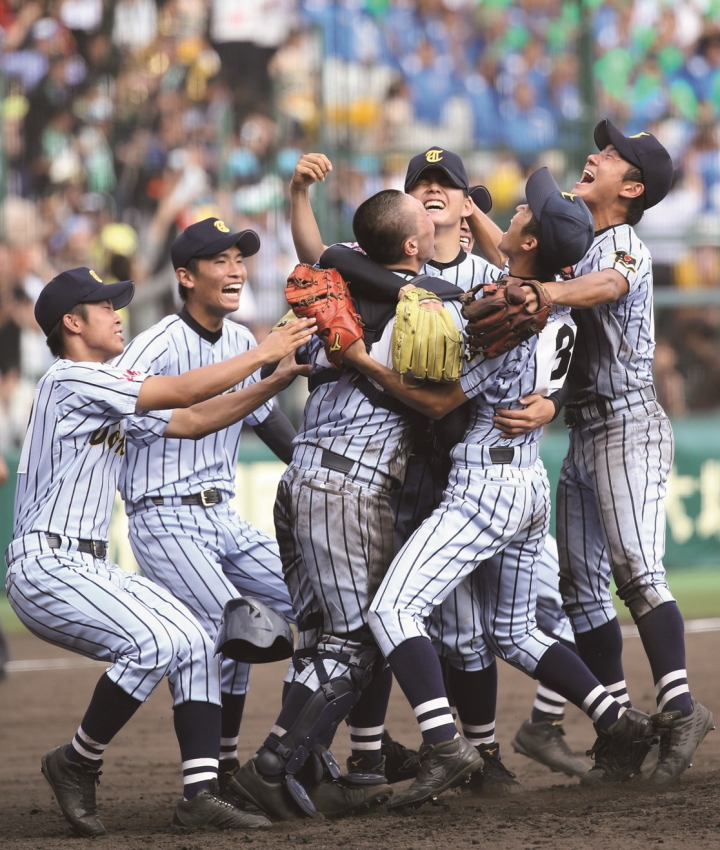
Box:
[1,0,719,460]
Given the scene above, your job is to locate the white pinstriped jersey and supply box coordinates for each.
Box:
[457,311,576,452]
[13,360,170,542]
[293,270,466,487]
[423,249,505,292]
[568,224,654,402]
[116,310,272,505]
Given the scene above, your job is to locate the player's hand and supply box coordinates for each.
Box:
[270,352,313,389]
[290,153,333,192]
[493,394,555,437]
[257,317,317,363]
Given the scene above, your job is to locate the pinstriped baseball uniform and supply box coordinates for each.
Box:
[115,309,294,697]
[558,224,675,630]
[370,309,576,676]
[279,273,467,693]
[6,360,219,706]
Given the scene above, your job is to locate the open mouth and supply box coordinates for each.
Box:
[579,168,595,184]
[222,285,242,295]
[460,235,471,248]
[425,200,446,211]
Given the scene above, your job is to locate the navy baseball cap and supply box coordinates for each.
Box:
[526,167,594,270]
[34,267,135,336]
[469,185,493,214]
[404,147,469,193]
[594,119,673,209]
[171,217,261,269]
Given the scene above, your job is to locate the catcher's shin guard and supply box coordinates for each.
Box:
[255,646,379,816]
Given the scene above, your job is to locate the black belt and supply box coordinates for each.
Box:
[320,449,355,474]
[564,386,657,428]
[150,488,222,508]
[45,533,107,558]
[488,447,515,464]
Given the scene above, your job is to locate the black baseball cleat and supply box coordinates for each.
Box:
[41,745,106,838]
[580,708,656,786]
[344,753,389,786]
[647,699,715,785]
[466,742,523,796]
[172,783,272,831]
[387,736,482,810]
[381,731,421,783]
[512,719,589,777]
[232,758,392,821]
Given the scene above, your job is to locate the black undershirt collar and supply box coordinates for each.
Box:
[428,249,466,271]
[177,305,223,344]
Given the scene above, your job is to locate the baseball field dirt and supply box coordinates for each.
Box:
[1,626,718,850]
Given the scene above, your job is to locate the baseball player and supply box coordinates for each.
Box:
[342,167,657,809]
[504,120,714,784]
[5,267,314,836]
[115,218,304,806]
[231,188,468,820]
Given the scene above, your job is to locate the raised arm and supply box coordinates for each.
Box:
[465,201,505,268]
[163,353,311,439]
[290,153,332,264]
[136,318,315,411]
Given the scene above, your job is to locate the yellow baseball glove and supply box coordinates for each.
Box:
[391,288,462,382]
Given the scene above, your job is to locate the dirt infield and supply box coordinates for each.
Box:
[1,628,718,850]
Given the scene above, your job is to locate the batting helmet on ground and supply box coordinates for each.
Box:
[215,597,294,663]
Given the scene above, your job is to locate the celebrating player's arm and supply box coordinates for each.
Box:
[163,352,312,439]
[289,152,332,264]
[134,315,315,412]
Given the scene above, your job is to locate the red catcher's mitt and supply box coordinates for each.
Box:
[460,278,553,359]
[285,264,364,368]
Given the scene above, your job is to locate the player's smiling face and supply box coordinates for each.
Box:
[80,300,125,360]
[498,204,534,261]
[185,246,248,320]
[407,168,472,229]
[574,145,639,210]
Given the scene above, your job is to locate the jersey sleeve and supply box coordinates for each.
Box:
[587,227,647,295]
[125,408,173,446]
[55,361,146,420]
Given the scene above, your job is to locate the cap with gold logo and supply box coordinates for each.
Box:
[593,119,673,209]
[171,217,260,269]
[404,147,470,193]
[34,267,135,336]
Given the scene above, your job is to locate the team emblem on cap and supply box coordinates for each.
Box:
[561,192,577,202]
[613,250,637,271]
[629,132,650,139]
[214,220,230,233]
[89,270,103,282]
[426,149,443,163]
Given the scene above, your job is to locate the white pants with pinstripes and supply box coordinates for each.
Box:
[557,398,675,630]
[370,455,556,676]
[128,501,293,695]
[6,533,220,706]
[274,463,396,692]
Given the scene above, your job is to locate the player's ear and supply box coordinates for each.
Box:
[521,233,538,253]
[62,312,84,334]
[461,195,473,217]
[403,234,419,257]
[620,180,644,202]
[176,267,196,290]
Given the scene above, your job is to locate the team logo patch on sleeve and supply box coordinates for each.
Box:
[122,369,142,382]
[613,251,637,272]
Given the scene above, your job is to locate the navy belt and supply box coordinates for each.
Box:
[320,449,355,474]
[564,386,657,427]
[488,447,515,464]
[150,488,223,508]
[45,533,107,559]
